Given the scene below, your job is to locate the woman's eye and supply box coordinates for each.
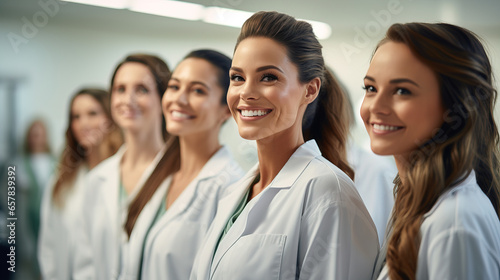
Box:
[137,86,149,94]
[396,88,411,95]
[362,85,376,93]
[261,74,277,82]
[71,114,80,120]
[193,88,205,95]
[230,74,244,82]
[114,86,125,93]
[88,110,98,116]
[167,85,179,91]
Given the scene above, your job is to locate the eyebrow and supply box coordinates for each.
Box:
[230,65,284,74]
[170,77,210,90]
[364,76,420,87]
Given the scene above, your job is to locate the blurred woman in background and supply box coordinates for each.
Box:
[38,88,122,280]
[73,54,170,280]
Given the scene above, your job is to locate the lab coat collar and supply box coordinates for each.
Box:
[208,140,322,277]
[92,144,167,232]
[265,139,322,189]
[423,170,477,219]
[151,146,237,230]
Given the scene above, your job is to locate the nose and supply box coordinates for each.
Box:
[171,88,189,105]
[120,89,137,105]
[368,90,391,115]
[239,81,259,101]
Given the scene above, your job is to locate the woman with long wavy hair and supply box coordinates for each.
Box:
[361,23,500,280]
[38,88,122,280]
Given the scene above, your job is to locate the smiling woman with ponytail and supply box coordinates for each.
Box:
[190,11,378,280]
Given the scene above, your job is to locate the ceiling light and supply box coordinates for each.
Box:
[61,0,128,9]
[203,6,253,28]
[130,0,204,21]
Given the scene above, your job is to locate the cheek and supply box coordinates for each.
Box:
[359,99,370,123]
[226,88,239,114]
[161,94,169,114]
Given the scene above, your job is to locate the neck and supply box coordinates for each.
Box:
[122,129,164,164]
[254,127,304,194]
[394,154,410,185]
[86,146,101,169]
[177,133,221,176]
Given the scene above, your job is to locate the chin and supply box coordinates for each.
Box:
[237,128,263,141]
[370,144,393,156]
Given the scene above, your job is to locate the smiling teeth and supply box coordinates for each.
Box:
[241,110,270,117]
[373,124,399,131]
[172,111,190,119]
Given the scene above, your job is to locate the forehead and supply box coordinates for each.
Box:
[114,62,155,83]
[368,42,437,82]
[232,37,291,68]
[72,94,100,109]
[173,58,218,80]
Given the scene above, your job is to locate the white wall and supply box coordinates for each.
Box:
[1,3,500,170]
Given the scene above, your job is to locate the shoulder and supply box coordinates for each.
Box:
[301,156,355,194]
[421,176,500,246]
[297,156,370,218]
[86,151,121,181]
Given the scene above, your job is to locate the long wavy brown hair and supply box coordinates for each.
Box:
[377,23,500,280]
[52,88,122,207]
[235,11,354,179]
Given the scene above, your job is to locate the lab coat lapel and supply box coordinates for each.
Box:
[209,140,322,278]
[96,147,124,239]
[127,178,170,278]
[207,166,259,278]
[150,146,236,236]
[92,147,124,275]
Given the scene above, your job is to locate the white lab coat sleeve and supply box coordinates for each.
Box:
[297,192,378,280]
[425,228,500,279]
[72,176,96,280]
[38,177,57,279]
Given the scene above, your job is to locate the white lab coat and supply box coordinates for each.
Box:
[190,140,379,280]
[38,165,89,280]
[375,171,500,280]
[348,143,397,245]
[140,146,244,279]
[72,145,165,280]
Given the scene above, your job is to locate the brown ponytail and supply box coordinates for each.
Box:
[124,135,180,237]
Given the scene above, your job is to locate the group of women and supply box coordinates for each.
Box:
[37,10,500,280]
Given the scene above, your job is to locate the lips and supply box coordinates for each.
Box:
[240,109,271,117]
[170,110,194,120]
[372,123,403,134]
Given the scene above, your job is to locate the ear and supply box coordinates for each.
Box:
[303,77,321,105]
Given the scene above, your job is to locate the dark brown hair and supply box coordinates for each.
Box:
[124,50,232,237]
[235,11,354,179]
[378,23,500,280]
[52,88,122,207]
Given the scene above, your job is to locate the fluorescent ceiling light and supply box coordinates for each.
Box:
[301,19,332,40]
[62,0,332,39]
[61,0,128,9]
[203,6,253,28]
[130,0,204,21]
